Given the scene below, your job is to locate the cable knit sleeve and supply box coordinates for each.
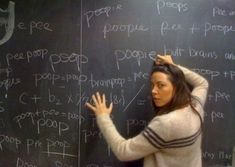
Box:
[177,65,209,107]
[96,113,159,161]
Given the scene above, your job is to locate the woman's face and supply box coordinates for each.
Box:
[151,72,175,107]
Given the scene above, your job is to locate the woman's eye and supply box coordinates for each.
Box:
[158,84,165,88]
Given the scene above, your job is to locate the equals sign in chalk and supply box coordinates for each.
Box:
[137,100,146,105]
[61,113,66,117]
[127,77,132,82]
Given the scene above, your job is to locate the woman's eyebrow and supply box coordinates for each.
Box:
[151,81,167,85]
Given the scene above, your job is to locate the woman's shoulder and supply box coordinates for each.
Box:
[150,106,201,134]
[145,106,201,144]
[153,106,192,121]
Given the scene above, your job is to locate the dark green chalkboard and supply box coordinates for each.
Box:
[0,0,234,167]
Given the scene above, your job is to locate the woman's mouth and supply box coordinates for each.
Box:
[153,98,160,102]
[153,97,160,100]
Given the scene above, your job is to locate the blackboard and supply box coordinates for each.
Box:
[0,0,234,167]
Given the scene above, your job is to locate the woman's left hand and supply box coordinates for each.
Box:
[155,54,175,65]
[85,92,113,116]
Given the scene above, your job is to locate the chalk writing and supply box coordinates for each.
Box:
[0,1,234,166]
[82,129,102,143]
[55,161,74,167]
[33,73,87,87]
[0,134,21,151]
[203,151,215,160]
[103,23,149,39]
[224,52,235,60]
[26,139,42,154]
[48,89,63,105]
[132,72,149,82]
[210,111,225,123]
[17,89,124,115]
[123,84,145,112]
[205,111,225,124]
[0,77,21,90]
[42,150,77,158]
[164,45,219,60]
[88,73,125,88]
[12,108,70,136]
[219,151,232,160]
[0,1,14,45]
[0,67,12,76]
[203,150,233,161]
[13,110,52,128]
[190,24,200,34]
[6,49,48,67]
[49,53,88,72]
[114,49,155,70]
[114,47,222,71]
[161,21,183,36]
[78,91,125,107]
[208,91,230,102]
[158,21,235,37]
[126,119,147,135]
[44,139,73,158]
[16,157,37,167]
[204,22,235,36]
[109,91,125,106]
[189,48,218,59]
[37,118,69,136]
[13,107,84,129]
[84,4,122,28]
[213,7,227,17]
[0,119,5,128]
[136,99,147,105]
[0,101,5,113]
[156,0,188,15]
[17,21,53,35]
[19,92,43,105]
[223,71,235,80]
[213,7,235,17]
[164,45,184,57]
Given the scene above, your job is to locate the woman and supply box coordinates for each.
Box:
[85,55,209,167]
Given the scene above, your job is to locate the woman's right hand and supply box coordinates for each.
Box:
[85,92,113,116]
[155,54,175,65]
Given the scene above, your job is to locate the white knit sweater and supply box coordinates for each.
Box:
[96,65,209,167]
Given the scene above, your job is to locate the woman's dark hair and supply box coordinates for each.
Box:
[151,63,202,124]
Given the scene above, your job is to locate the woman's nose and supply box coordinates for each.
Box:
[152,87,158,94]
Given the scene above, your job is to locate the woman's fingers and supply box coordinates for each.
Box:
[92,94,98,106]
[86,92,113,115]
[96,92,102,104]
[108,102,113,113]
[85,102,96,112]
[155,55,164,64]
[102,94,106,105]
[92,92,103,105]
[157,54,167,62]
[155,54,173,65]
[157,54,164,58]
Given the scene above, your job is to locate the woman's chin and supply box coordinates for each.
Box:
[155,102,163,107]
